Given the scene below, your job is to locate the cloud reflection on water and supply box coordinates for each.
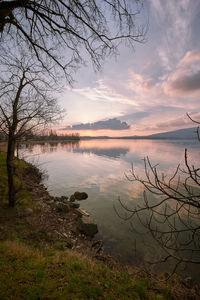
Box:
[19,139,200,278]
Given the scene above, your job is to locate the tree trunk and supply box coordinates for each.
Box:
[5,71,25,207]
[6,133,16,207]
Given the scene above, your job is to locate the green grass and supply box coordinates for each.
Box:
[0,152,8,201]
[0,151,30,206]
[0,240,170,300]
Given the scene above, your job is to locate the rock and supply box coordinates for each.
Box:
[60,196,69,202]
[74,191,88,200]
[47,200,55,206]
[70,195,76,202]
[55,202,70,213]
[71,202,80,209]
[44,197,52,201]
[78,215,98,236]
[54,197,60,202]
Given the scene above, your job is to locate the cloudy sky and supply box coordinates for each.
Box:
[58,0,200,137]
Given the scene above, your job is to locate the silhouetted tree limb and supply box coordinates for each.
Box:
[116,115,200,274]
[0,50,63,207]
[0,0,146,82]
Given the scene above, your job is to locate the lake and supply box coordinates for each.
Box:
[20,138,200,279]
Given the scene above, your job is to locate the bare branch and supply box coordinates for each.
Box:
[0,0,146,81]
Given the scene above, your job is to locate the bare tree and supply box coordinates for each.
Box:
[0,51,63,207]
[0,0,146,82]
[116,118,200,275]
[0,1,146,207]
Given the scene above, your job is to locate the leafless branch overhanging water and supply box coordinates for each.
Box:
[114,114,200,277]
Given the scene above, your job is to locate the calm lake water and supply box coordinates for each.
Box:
[20,139,200,279]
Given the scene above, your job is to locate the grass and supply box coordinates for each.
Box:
[0,152,8,202]
[0,240,170,300]
[0,151,30,207]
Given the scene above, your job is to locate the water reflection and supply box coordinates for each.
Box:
[20,139,200,280]
[74,147,129,158]
[19,140,130,159]
[19,141,79,154]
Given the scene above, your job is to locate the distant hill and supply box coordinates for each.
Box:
[80,127,199,140]
[148,127,198,139]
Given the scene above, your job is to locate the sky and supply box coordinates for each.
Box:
[58,0,200,137]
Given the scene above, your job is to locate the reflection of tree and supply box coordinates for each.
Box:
[117,119,200,276]
[18,141,80,155]
[74,147,129,159]
[60,141,80,151]
[19,142,128,158]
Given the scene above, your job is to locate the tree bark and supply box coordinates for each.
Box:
[6,132,16,207]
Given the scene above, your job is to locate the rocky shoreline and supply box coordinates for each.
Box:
[19,162,115,265]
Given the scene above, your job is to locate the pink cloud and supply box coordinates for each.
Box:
[129,72,153,92]
[179,51,200,66]
[163,51,200,96]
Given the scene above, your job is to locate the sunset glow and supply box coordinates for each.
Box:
[58,1,200,137]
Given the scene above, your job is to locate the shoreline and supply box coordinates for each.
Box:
[19,160,116,264]
[0,149,115,264]
[1,151,200,298]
